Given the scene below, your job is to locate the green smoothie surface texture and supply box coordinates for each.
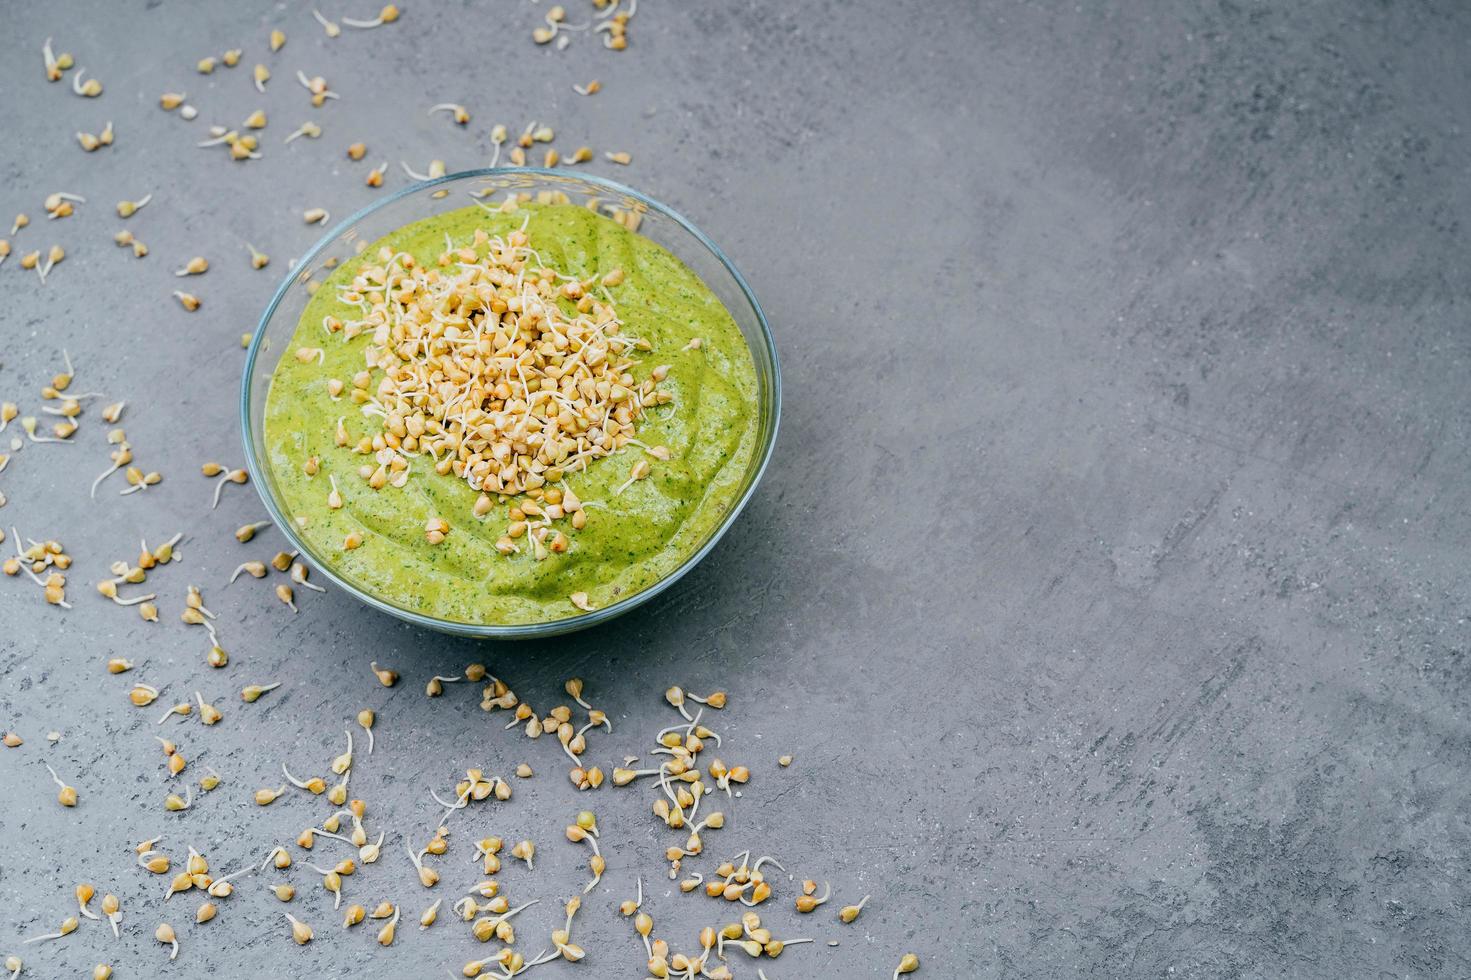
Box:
[263,202,759,624]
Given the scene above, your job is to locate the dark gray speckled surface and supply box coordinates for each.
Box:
[1,1,1469,977]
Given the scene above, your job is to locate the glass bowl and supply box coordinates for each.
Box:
[241,169,780,638]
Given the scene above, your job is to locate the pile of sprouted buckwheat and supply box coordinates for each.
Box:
[0,4,920,977]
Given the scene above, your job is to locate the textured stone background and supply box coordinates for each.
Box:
[2,1,1470,977]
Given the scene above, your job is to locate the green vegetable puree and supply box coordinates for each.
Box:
[263,203,759,625]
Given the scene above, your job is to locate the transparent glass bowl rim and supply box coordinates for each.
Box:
[240,167,781,639]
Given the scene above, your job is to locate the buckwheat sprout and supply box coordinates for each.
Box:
[230,561,267,583]
[290,561,325,592]
[488,126,507,167]
[163,785,192,812]
[311,8,342,35]
[71,68,100,96]
[235,520,272,543]
[359,830,385,864]
[894,952,920,977]
[207,864,253,898]
[428,103,471,125]
[665,685,694,720]
[255,784,288,807]
[795,881,830,913]
[376,906,400,946]
[241,682,281,703]
[90,450,129,497]
[281,762,327,794]
[425,674,462,697]
[285,912,314,945]
[154,923,178,959]
[301,862,345,909]
[358,709,375,754]
[28,913,80,949]
[429,784,473,829]
[210,468,248,508]
[341,5,401,28]
[75,884,99,920]
[473,898,538,937]
[44,763,78,806]
[563,678,592,710]
[284,121,321,143]
[405,842,440,887]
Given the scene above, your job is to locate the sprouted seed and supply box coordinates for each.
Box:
[210,467,248,508]
[116,195,151,218]
[400,159,446,182]
[72,69,102,97]
[247,243,270,268]
[44,763,78,807]
[420,898,442,929]
[404,841,439,887]
[230,560,267,583]
[154,923,179,960]
[358,709,376,753]
[303,207,329,225]
[795,881,830,913]
[255,785,287,806]
[312,8,342,36]
[839,895,871,923]
[425,674,462,697]
[285,912,313,945]
[341,5,401,29]
[376,906,400,945]
[428,103,471,125]
[370,662,398,687]
[285,121,322,143]
[241,681,281,703]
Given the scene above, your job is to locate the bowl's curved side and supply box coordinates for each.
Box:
[240,168,780,639]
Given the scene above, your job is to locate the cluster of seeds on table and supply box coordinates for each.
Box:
[9,8,639,330]
[474,674,615,790]
[533,0,638,51]
[0,6,924,977]
[96,531,184,621]
[3,665,916,977]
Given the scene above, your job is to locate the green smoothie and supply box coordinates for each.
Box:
[263,202,759,624]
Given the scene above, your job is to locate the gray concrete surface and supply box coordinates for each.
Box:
[2,1,1469,977]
